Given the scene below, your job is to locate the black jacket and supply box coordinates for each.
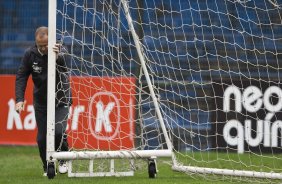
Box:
[15,45,72,109]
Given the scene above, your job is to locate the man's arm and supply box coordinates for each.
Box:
[54,44,68,70]
[54,44,73,106]
[15,50,31,113]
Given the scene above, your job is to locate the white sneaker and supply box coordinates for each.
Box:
[58,161,68,174]
[43,167,47,177]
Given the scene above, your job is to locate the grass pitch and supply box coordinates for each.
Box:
[0,146,200,184]
[0,146,281,184]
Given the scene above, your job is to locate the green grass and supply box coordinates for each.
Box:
[0,146,199,184]
[0,146,281,184]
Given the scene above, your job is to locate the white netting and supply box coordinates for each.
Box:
[56,0,282,182]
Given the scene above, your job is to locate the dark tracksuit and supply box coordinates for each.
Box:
[15,45,72,170]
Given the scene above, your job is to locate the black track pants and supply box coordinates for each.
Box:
[34,106,69,169]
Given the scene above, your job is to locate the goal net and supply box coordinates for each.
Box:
[49,0,282,182]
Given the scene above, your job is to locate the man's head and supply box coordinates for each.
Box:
[35,26,48,55]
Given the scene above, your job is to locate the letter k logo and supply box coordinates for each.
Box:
[95,101,115,133]
[88,92,120,140]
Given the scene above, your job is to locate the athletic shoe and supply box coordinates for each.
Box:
[58,160,68,174]
[43,166,47,177]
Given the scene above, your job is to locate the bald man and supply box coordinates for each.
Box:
[15,26,72,176]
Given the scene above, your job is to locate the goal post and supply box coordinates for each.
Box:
[47,0,282,181]
[46,0,57,173]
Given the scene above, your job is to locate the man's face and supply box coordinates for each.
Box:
[36,32,48,55]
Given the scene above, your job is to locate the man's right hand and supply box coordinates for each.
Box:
[15,101,26,114]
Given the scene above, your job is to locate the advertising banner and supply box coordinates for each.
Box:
[0,75,36,145]
[212,79,282,153]
[0,75,136,150]
[67,76,136,150]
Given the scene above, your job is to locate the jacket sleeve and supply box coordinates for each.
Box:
[15,51,31,103]
[56,46,69,72]
[56,47,73,105]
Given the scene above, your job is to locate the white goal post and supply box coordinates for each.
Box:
[47,0,282,181]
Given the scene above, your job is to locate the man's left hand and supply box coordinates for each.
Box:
[53,44,61,59]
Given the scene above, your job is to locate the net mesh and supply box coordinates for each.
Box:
[56,0,282,181]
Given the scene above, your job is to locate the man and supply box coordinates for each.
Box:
[15,26,72,176]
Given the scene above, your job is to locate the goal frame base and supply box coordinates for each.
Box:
[47,150,171,178]
[172,165,282,179]
[49,150,172,160]
[68,159,135,177]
